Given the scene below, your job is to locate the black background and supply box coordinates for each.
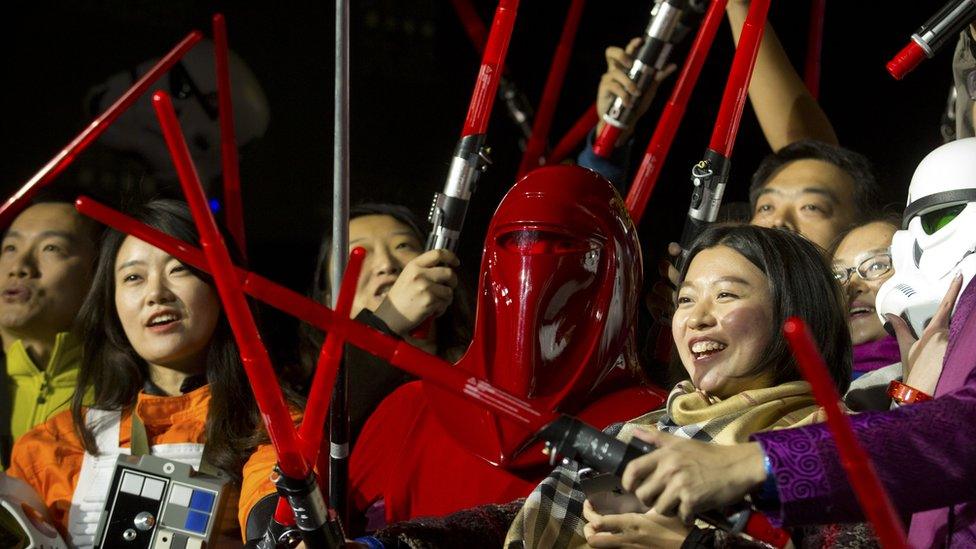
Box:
[5,0,952,360]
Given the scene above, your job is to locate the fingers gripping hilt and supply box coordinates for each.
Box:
[427,133,491,253]
[601,0,688,132]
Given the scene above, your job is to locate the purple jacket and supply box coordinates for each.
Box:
[754,278,976,547]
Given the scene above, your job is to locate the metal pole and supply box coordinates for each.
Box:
[329,0,351,525]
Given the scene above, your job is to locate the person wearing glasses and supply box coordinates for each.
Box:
[829,218,901,410]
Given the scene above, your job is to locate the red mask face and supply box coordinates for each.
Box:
[426,165,642,467]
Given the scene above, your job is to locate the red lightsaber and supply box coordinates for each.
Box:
[152,90,306,476]
[449,0,534,145]
[516,0,586,178]
[212,14,247,259]
[271,246,365,527]
[803,0,825,100]
[0,31,202,229]
[548,105,599,165]
[783,317,909,549]
[625,0,728,224]
[302,247,363,460]
[887,0,976,80]
[426,0,518,253]
[592,0,692,159]
[73,196,549,431]
[152,91,342,544]
[678,0,768,252]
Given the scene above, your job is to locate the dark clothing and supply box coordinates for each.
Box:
[346,309,411,444]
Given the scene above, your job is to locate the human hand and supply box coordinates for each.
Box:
[583,499,690,548]
[372,249,459,335]
[886,273,964,396]
[620,429,766,523]
[597,38,676,143]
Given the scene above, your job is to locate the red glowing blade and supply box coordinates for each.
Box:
[516,0,586,177]
[803,0,826,99]
[0,31,203,229]
[212,13,247,259]
[461,0,519,137]
[783,317,909,549]
[625,0,728,223]
[548,104,599,165]
[151,90,308,479]
[300,247,366,460]
[708,0,770,157]
[75,196,550,431]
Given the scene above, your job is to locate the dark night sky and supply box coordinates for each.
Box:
[4,0,951,358]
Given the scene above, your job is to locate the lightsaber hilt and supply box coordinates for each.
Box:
[593,0,687,157]
[888,0,976,79]
[257,470,343,548]
[678,148,730,267]
[426,133,490,253]
[539,415,790,548]
[912,0,976,56]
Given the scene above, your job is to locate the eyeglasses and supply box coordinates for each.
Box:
[832,249,893,285]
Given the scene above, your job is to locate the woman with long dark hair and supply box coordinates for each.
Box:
[6,199,299,545]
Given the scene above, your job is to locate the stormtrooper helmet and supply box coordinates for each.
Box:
[876,137,976,338]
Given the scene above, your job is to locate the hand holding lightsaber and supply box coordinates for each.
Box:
[626,0,729,225]
[592,0,691,158]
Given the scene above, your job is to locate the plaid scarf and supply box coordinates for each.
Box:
[504,381,823,548]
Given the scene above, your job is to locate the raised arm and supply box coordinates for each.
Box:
[727,1,838,150]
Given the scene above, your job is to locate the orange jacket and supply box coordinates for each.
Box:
[6,384,278,541]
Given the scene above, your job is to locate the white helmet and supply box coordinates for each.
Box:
[85,39,270,185]
[877,137,976,337]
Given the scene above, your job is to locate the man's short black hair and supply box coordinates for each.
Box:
[749,139,883,221]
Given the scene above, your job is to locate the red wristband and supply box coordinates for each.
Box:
[887,380,932,405]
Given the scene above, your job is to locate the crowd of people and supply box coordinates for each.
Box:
[2,3,976,548]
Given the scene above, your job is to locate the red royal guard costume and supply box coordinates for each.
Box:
[349,165,667,527]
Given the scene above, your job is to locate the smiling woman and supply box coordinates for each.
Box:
[506,224,854,548]
[4,199,301,546]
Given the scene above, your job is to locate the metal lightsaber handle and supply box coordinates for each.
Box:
[677,148,729,267]
[625,0,729,224]
[426,134,488,253]
[887,0,976,79]
[593,0,688,158]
